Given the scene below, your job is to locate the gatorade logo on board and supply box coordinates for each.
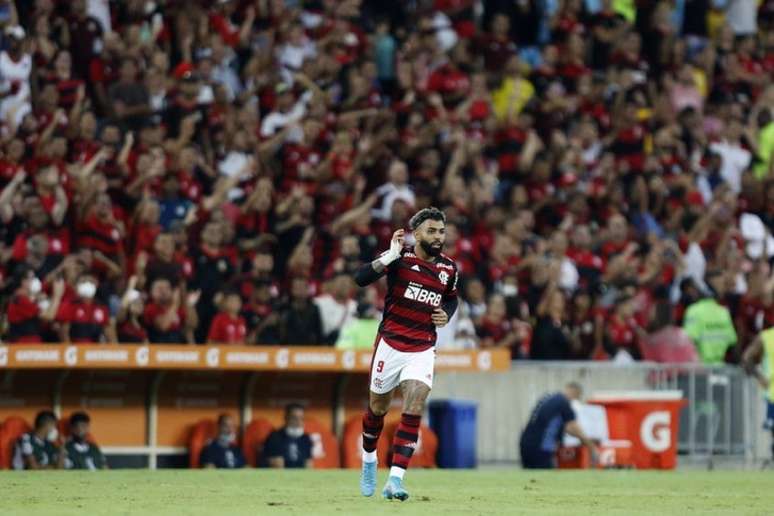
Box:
[477,350,492,371]
[275,348,289,369]
[0,347,7,366]
[206,347,220,368]
[135,346,149,366]
[64,346,78,366]
[342,350,355,370]
[640,411,671,452]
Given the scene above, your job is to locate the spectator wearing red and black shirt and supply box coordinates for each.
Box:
[5,275,66,343]
[426,59,470,107]
[143,278,199,344]
[208,290,247,345]
[77,193,125,267]
[474,13,517,72]
[567,225,604,289]
[602,295,646,360]
[69,0,104,90]
[476,293,529,359]
[43,50,84,111]
[56,274,113,343]
[112,275,147,343]
[242,279,280,345]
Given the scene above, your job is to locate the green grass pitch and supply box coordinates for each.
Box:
[1,469,772,515]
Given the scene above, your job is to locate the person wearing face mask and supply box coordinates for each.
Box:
[63,412,107,470]
[199,414,245,469]
[262,404,313,469]
[116,276,147,343]
[5,272,65,343]
[56,273,114,343]
[12,410,64,470]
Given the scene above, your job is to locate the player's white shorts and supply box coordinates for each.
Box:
[369,338,435,394]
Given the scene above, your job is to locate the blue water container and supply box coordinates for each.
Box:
[428,400,477,468]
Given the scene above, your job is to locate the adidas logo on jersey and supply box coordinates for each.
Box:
[403,282,442,307]
[411,265,421,271]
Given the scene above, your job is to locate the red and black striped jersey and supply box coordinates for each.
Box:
[378,247,458,352]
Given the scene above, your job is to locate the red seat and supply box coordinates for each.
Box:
[188,419,218,468]
[242,418,274,467]
[0,417,32,470]
[304,417,340,469]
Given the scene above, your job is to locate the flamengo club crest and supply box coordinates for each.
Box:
[438,271,449,285]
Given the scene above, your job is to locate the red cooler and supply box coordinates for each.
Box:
[589,391,686,470]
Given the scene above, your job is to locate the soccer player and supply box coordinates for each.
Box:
[742,327,774,465]
[353,207,458,501]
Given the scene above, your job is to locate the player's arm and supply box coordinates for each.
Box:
[432,265,459,327]
[353,229,404,287]
[268,456,285,468]
[742,335,769,389]
[564,420,599,464]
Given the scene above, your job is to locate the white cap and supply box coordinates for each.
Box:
[5,26,25,40]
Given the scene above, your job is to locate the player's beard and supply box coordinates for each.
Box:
[420,240,442,257]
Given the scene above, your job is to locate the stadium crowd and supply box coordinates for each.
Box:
[0,0,773,364]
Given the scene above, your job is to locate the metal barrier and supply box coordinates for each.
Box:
[431,362,767,467]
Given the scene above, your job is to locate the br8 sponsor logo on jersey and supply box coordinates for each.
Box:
[404,282,442,307]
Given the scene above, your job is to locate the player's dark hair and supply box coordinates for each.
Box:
[69,411,90,427]
[285,403,305,416]
[34,410,57,429]
[408,207,446,231]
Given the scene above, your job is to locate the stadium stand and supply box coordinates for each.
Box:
[0,0,770,367]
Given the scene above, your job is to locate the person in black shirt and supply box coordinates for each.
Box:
[190,221,235,342]
[64,412,107,470]
[530,276,574,360]
[262,404,313,468]
[278,277,324,345]
[199,414,246,469]
[12,410,63,470]
[519,383,598,468]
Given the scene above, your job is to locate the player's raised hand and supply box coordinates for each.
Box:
[391,229,405,252]
[377,229,405,267]
[431,308,449,327]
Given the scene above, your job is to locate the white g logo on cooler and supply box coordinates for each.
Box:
[640,411,671,452]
